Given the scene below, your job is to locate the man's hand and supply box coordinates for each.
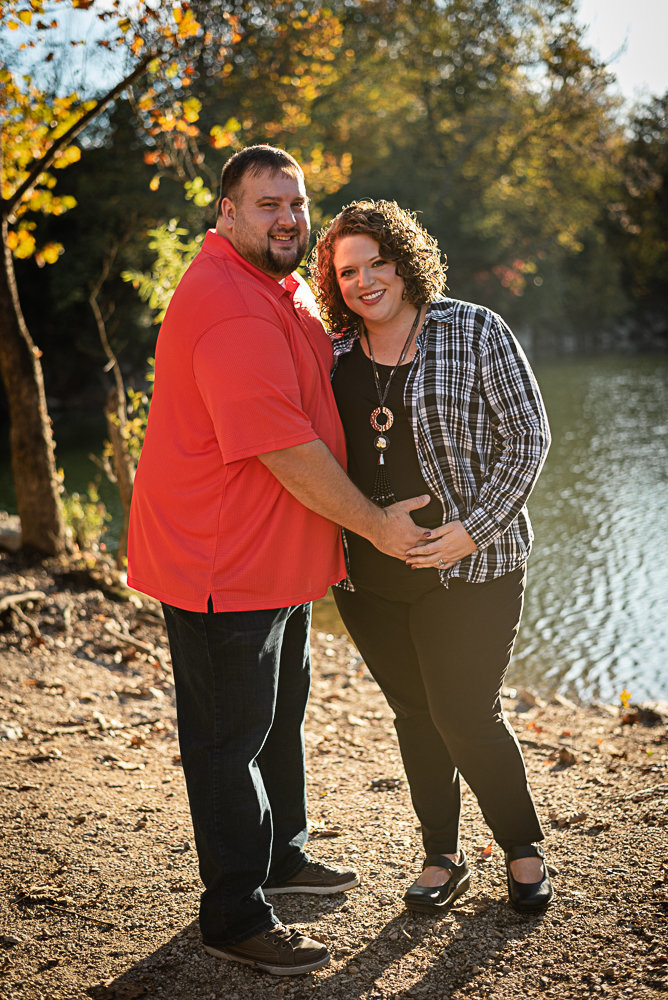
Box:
[259,440,434,558]
[405,520,477,570]
[371,496,432,558]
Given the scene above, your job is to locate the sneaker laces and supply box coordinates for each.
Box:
[305,860,334,874]
[264,924,305,950]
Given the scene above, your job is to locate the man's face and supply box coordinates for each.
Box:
[217,168,310,279]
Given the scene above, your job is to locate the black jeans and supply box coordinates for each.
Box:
[161,601,312,945]
[334,567,543,855]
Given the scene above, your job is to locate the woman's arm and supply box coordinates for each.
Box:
[406,312,550,567]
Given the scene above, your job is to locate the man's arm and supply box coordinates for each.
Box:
[259,439,429,558]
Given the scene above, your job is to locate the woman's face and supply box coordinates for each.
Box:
[332,233,411,327]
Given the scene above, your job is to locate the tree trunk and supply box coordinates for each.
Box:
[104,387,135,569]
[89,256,136,570]
[0,220,70,555]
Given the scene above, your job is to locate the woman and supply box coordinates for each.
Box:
[310,200,553,914]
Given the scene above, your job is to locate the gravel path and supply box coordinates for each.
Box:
[0,552,666,999]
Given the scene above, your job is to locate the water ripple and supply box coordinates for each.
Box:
[511,355,668,702]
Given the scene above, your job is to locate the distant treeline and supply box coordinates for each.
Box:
[6,0,668,417]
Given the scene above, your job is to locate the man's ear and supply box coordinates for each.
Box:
[218,196,235,231]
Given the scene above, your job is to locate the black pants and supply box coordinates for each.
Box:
[161,602,311,945]
[334,566,543,854]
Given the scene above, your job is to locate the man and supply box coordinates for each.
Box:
[127,145,428,976]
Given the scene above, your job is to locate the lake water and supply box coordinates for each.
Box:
[1,354,666,703]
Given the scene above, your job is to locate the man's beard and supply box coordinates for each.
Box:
[246,232,309,279]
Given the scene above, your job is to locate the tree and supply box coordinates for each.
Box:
[309,0,628,346]
[0,0,204,554]
[0,46,154,554]
[611,93,668,345]
[0,0,350,555]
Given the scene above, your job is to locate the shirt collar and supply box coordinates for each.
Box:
[202,229,294,300]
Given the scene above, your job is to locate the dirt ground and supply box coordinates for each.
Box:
[0,549,666,1000]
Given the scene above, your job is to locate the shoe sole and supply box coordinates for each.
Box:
[508,887,555,913]
[506,873,555,913]
[404,872,471,914]
[264,874,360,896]
[204,943,331,976]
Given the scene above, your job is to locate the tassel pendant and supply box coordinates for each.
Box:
[371,453,397,507]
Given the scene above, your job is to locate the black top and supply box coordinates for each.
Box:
[332,339,443,594]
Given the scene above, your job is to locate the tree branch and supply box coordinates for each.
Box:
[2,52,156,221]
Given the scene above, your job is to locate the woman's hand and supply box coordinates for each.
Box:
[405,520,477,570]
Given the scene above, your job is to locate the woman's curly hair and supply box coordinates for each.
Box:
[309,199,447,333]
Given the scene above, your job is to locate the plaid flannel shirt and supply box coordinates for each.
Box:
[332,297,551,586]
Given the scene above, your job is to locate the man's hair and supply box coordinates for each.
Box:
[216,145,303,215]
[310,199,447,333]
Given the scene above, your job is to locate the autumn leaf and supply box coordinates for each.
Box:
[35,242,63,266]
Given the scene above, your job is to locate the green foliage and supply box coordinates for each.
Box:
[184,176,214,208]
[612,93,668,329]
[59,480,110,556]
[307,0,629,344]
[103,360,155,467]
[121,219,203,324]
[117,213,204,469]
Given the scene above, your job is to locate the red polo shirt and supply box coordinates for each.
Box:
[127,231,346,611]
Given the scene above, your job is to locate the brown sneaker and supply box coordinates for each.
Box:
[204,923,330,976]
[263,859,360,896]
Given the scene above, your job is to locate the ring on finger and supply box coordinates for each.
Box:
[438,558,445,569]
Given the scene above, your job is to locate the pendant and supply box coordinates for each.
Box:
[374,434,390,453]
[370,406,394,432]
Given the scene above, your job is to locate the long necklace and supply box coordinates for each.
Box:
[364,306,422,507]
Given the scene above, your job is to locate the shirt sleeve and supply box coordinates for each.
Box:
[461,315,551,549]
[192,314,319,463]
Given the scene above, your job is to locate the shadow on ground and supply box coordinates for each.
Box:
[86,892,545,1000]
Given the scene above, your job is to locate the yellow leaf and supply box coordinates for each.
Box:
[19,11,33,25]
[619,689,632,709]
[149,176,160,191]
[39,242,62,264]
[209,125,234,149]
[53,145,81,168]
[183,96,202,115]
[174,8,200,39]
[13,231,36,258]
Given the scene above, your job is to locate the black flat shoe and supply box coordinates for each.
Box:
[505,844,554,913]
[403,851,471,914]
